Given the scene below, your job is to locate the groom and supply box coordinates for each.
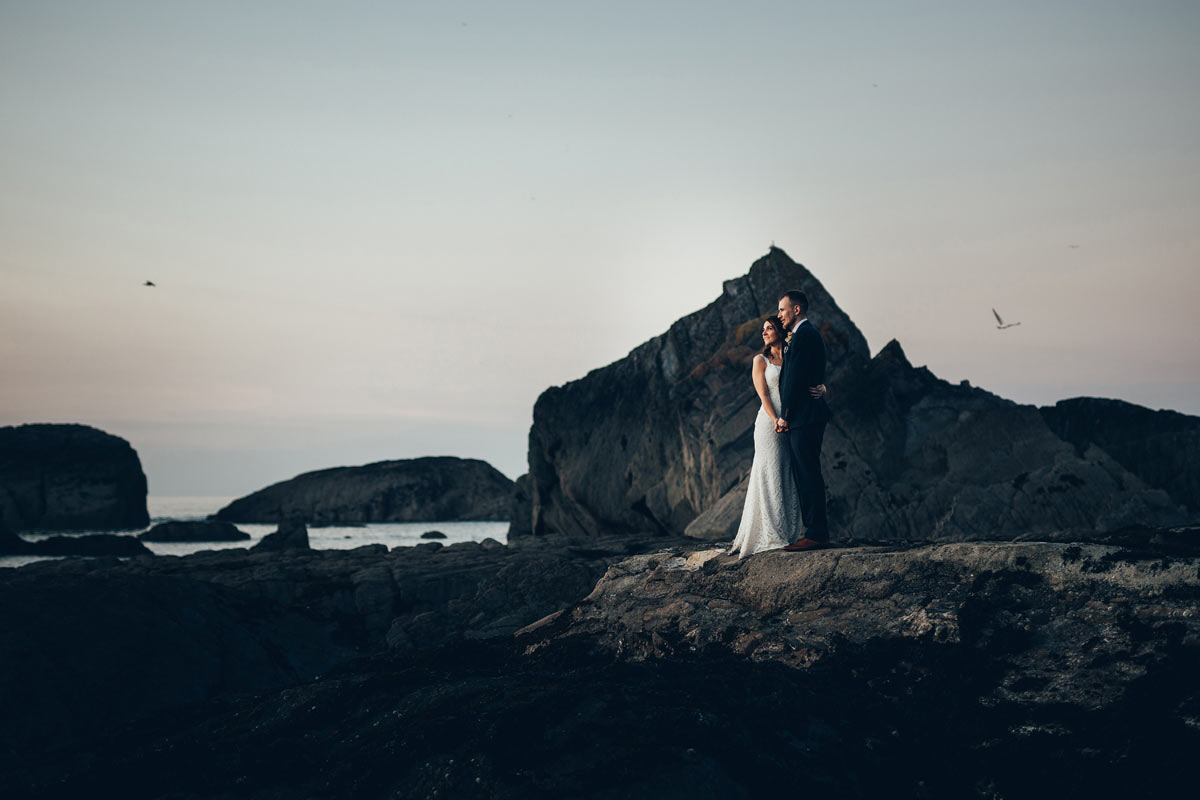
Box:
[775,290,831,551]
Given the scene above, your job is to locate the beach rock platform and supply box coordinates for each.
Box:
[4,528,1197,799]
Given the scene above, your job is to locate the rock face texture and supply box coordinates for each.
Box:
[1041,397,1200,512]
[213,457,513,524]
[511,249,1192,543]
[0,423,149,531]
[138,520,249,542]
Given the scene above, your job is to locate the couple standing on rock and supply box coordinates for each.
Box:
[729,290,832,558]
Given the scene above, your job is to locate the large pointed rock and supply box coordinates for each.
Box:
[515,247,869,540]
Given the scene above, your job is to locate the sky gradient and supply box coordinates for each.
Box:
[2,1,1198,495]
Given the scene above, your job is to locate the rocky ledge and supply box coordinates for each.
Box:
[212,456,514,524]
[9,530,1198,799]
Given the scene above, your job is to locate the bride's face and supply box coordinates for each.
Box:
[761,323,780,347]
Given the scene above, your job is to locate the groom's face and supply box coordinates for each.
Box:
[778,297,797,328]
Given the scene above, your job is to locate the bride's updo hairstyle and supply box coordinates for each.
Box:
[761,315,786,358]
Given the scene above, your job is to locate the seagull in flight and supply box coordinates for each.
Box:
[143,280,156,287]
[992,308,1020,330]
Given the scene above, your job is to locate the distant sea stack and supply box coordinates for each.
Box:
[512,247,1194,542]
[0,423,149,532]
[212,457,514,524]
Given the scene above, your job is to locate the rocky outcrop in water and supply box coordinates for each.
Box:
[250,517,310,552]
[511,249,1193,543]
[1041,396,1200,512]
[138,520,249,542]
[0,512,151,556]
[213,457,513,524]
[0,423,148,531]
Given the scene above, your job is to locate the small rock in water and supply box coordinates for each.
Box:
[421,530,447,540]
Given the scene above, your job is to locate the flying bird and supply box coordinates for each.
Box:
[992,308,1020,330]
[143,280,156,287]
[1067,244,1080,249]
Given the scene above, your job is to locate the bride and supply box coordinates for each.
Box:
[729,316,826,559]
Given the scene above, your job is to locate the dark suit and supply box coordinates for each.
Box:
[779,319,830,541]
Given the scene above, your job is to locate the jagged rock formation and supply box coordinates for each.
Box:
[0,423,149,531]
[511,249,1192,543]
[1041,397,1200,512]
[811,341,1186,541]
[515,247,869,540]
[138,521,249,542]
[212,457,513,524]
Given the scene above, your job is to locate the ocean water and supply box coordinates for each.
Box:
[1,496,509,569]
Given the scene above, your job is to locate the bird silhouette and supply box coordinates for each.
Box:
[143,280,156,287]
[992,308,1020,330]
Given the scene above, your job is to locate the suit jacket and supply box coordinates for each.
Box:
[779,319,831,426]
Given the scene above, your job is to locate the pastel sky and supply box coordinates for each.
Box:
[2,1,1197,496]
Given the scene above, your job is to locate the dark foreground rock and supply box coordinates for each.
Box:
[10,531,1198,799]
[0,423,149,531]
[213,456,514,524]
[138,520,250,542]
[0,534,650,783]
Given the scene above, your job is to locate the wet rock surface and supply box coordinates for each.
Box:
[0,423,149,531]
[213,456,513,524]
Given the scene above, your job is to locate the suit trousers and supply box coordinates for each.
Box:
[786,421,828,541]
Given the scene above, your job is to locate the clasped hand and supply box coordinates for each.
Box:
[775,384,827,434]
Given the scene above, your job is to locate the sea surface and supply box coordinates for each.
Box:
[0,496,509,569]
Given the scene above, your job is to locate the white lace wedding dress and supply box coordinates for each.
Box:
[729,358,800,558]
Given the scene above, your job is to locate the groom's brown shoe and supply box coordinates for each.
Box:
[782,538,827,552]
